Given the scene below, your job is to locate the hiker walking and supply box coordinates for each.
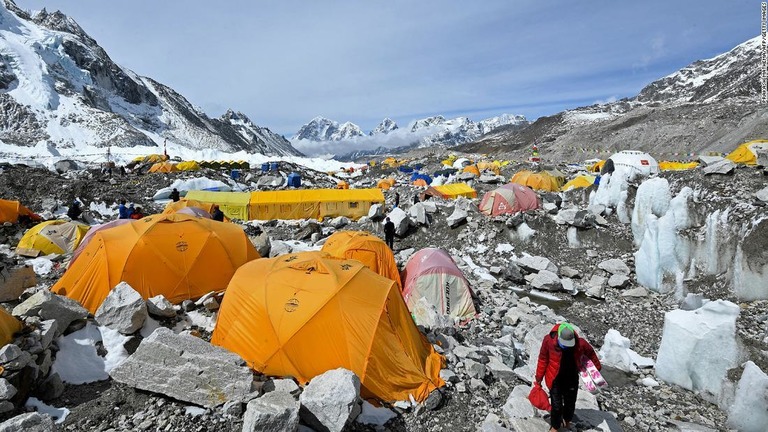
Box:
[118,200,130,219]
[383,217,395,249]
[170,188,180,202]
[535,322,601,432]
[67,200,83,221]
[211,205,225,222]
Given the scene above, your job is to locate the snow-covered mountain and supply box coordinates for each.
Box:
[292,113,529,156]
[370,118,398,135]
[462,36,766,158]
[0,1,301,156]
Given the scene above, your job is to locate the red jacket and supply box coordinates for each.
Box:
[535,323,601,389]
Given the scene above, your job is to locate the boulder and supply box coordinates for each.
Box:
[263,378,300,396]
[516,255,558,274]
[0,412,56,432]
[0,345,31,370]
[242,391,300,432]
[608,274,630,288]
[95,282,147,334]
[502,385,534,419]
[251,232,271,257]
[598,259,631,275]
[754,186,768,203]
[299,368,361,432]
[408,203,428,225]
[524,324,553,379]
[560,266,581,279]
[656,300,740,401]
[727,361,768,432]
[572,210,596,229]
[109,327,252,408]
[530,270,562,292]
[146,295,176,318]
[54,159,79,174]
[702,159,736,176]
[478,174,502,184]
[555,208,577,225]
[502,262,526,284]
[12,290,88,331]
[329,217,349,229]
[0,379,16,401]
[697,155,724,167]
[621,287,649,298]
[257,175,285,188]
[295,222,323,241]
[367,204,384,220]
[446,206,467,228]
[386,207,411,237]
[0,265,36,302]
[542,202,558,214]
[421,200,437,213]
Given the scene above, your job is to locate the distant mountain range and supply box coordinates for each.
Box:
[460,36,767,159]
[292,113,529,159]
[0,0,302,157]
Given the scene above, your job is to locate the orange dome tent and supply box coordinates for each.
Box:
[148,162,179,173]
[0,308,21,347]
[211,252,445,403]
[0,199,40,224]
[162,198,218,215]
[321,231,402,290]
[52,214,259,313]
[462,164,481,176]
[510,170,560,192]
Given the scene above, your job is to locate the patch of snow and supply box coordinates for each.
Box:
[51,323,130,384]
[495,243,514,253]
[25,397,70,424]
[25,257,54,275]
[462,256,497,282]
[184,406,206,417]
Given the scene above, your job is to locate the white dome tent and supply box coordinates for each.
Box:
[607,150,659,177]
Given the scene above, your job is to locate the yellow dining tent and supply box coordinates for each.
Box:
[659,161,699,171]
[510,170,561,192]
[176,161,201,171]
[421,183,477,200]
[185,191,251,220]
[211,252,444,403]
[52,214,259,313]
[148,162,179,173]
[17,220,90,255]
[249,189,384,221]
[561,175,596,191]
[725,140,768,165]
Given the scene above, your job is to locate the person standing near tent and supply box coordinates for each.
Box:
[211,205,225,222]
[394,191,400,208]
[129,207,144,220]
[170,188,180,202]
[67,201,83,221]
[536,322,601,432]
[383,217,395,249]
[118,200,130,219]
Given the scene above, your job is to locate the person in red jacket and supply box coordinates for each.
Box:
[535,322,601,432]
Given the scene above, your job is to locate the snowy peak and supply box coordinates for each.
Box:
[370,118,398,135]
[478,114,528,134]
[335,121,364,140]
[410,115,446,132]
[292,117,364,141]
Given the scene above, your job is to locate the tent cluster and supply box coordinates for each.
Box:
[179,189,385,221]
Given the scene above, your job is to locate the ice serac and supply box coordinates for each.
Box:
[726,361,768,432]
[0,2,301,155]
[109,327,252,408]
[656,300,741,403]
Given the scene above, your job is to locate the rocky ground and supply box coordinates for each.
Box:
[0,153,767,432]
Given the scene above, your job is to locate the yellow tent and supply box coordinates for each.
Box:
[185,191,251,220]
[52,214,259,313]
[462,165,481,176]
[162,198,218,215]
[476,162,501,175]
[376,178,395,190]
[321,231,402,290]
[133,154,168,164]
[544,169,566,188]
[0,308,21,347]
[561,175,596,191]
[510,170,560,192]
[18,220,90,255]
[421,183,477,200]
[336,181,349,190]
[587,160,605,173]
[726,140,768,165]
[249,189,385,221]
[0,199,39,224]
[176,161,201,171]
[659,161,699,171]
[211,252,445,403]
[148,162,179,173]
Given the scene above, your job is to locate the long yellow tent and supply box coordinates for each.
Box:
[185,191,251,220]
[249,189,384,220]
[422,183,477,200]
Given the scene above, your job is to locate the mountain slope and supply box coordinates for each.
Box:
[461,36,766,159]
[0,1,301,156]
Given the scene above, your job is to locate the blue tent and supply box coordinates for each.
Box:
[410,173,433,185]
[287,172,302,187]
[398,165,414,173]
[261,163,270,173]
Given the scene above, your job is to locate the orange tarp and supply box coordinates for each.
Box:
[321,231,402,290]
[0,199,40,224]
[52,214,259,313]
[211,252,445,403]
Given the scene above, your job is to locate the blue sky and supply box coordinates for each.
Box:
[17,0,761,135]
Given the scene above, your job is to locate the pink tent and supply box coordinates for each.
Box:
[401,248,476,323]
[176,207,212,219]
[70,219,133,264]
[479,183,539,216]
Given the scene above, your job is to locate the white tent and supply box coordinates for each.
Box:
[607,150,659,177]
[452,158,471,169]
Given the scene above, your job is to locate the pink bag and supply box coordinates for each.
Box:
[528,383,551,411]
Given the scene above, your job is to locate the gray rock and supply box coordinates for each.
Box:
[0,402,12,414]
[295,222,322,240]
[587,275,607,289]
[598,259,631,275]
[299,368,361,432]
[502,385,534,419]
[367,204,384,220]
[0,344,31,370]
[697,155,723,167]
[487,356,515,380]
[37,349,53,376]
[439,369,459,384]
[572,210,596,229]
[680,293,706,311]
[251,232,271,258]
[469,378,486,391]
[12,290,88,331]
[263,378,300,396]
[0,265,36,302]
[507,417,550,431]
[560,277,576,294]
[502,262,526,284]
[481,413,513,432]
[95,282,147,334]
[408,203,428,225]
[446,207,468,228]
[506,213,525,228]
[555,208,578,225]
[608,274,630,288]
[530,270,562,292]
[516,255,558,274]
[543,202,558,214]
[586,285,605,299]
[621,287,649,298]
[754,186,768,203]
[702,159,736,176]
[667,420,718,431]
[387,207,411,236]
[242,391,299,432]
[464,359,488,379]
[39,320,58,348]
[146,295,176,318]
[560,266,581,278]
[329,216,349,229]
[422,390,442,410]
[0,379,16,401]
[109,327,252,408]
[36,372,64,401]
[203,297,219,311]
[0,412,56,432]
